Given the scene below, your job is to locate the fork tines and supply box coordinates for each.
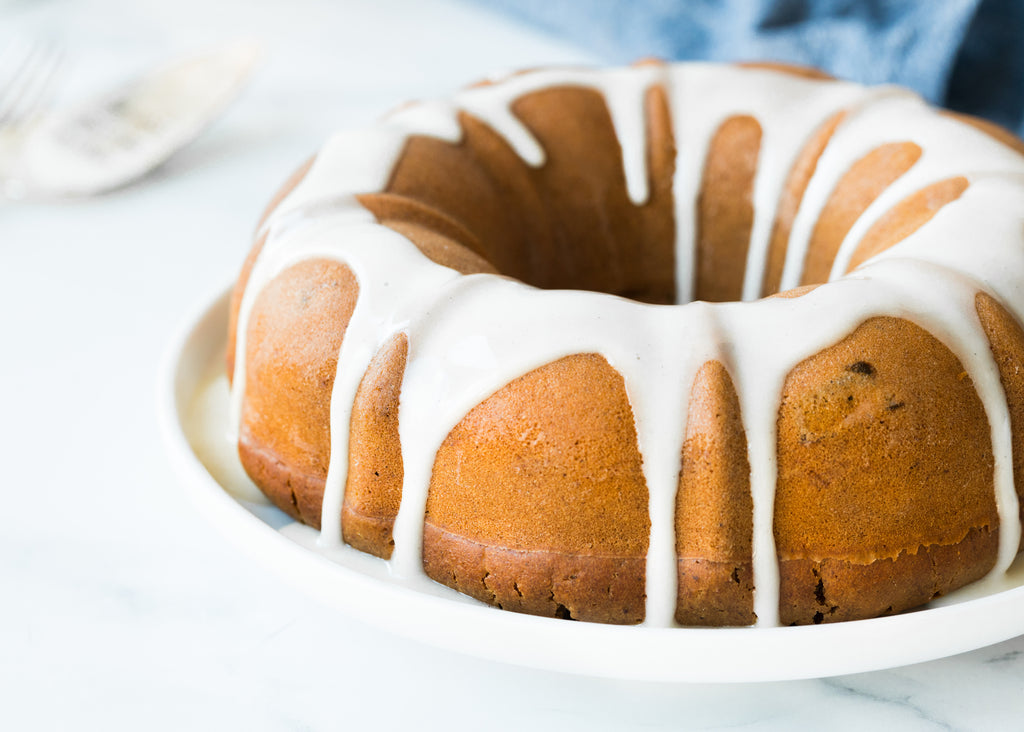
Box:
[0,38,64,129]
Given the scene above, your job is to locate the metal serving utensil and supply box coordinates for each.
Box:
[0,39,262,200]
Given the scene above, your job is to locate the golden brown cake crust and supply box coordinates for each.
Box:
[675,361,755,626]
[696,115,761,302]
[423,524,646,624]
[774,316,999,623]
[737,60,836,80]
[421,353,649,624]
[238,258,356,528]
[800,141,923,285]
[761,112,845,297]
[426,354,649,555]
[846,176,969,273]
[779,526,995,625]
[976,292,1024,546]
[341,333,408,559]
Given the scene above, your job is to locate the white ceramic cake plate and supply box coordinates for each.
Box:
[158,285,1024,683]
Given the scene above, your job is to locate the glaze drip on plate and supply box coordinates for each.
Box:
[229,63,1024,627]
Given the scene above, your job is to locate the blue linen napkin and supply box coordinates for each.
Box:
[475,0,1024,136]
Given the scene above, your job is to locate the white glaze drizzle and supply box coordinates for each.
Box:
[230,63,1024,627]
[777,87,920,292]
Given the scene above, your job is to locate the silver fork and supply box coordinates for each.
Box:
[0,39,65,199]
[0,38,63,138]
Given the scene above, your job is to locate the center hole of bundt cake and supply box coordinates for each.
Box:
[369,189,685,305]
[374,85,691,305]
[375,87,782,305]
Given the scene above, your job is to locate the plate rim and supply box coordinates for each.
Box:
[157,284,1024,683]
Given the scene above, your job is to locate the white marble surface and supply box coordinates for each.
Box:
[4,0,1024,728]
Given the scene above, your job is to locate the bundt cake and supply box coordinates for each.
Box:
[226,61,1024,627]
